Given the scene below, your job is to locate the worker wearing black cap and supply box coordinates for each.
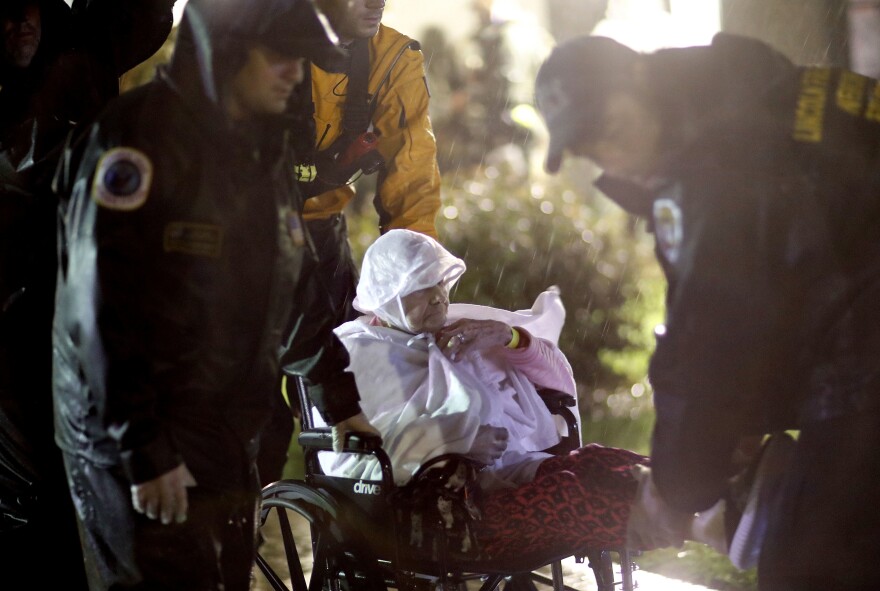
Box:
[0,1,174,588]
[52,1,344,589]
[537,33,880,590]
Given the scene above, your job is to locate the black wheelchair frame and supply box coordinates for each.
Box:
[256,376,637,591]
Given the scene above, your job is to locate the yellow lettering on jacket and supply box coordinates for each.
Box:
[163,222,224,258]
[793,68,830,143]
[836,70,867,116]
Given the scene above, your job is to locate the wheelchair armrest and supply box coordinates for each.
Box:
[538,389,580,455]
[298,428,384,454]
[538,389,576,413]
[298,427,395,493]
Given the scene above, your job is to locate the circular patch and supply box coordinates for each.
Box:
[91,147,153,211]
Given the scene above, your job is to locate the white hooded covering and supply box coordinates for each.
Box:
[317,230,576,489]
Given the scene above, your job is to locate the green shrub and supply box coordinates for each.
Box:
[635,543,758,590]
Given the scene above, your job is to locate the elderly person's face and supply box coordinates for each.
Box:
[401,282,449,333]
[2,1,41,69]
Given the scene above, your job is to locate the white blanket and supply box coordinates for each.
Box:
[318,290,574,489]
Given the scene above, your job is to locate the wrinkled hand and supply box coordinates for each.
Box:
[626,465,691,550]
[131,463,197,525]
[436,319,520,360]
[464,425,509,466]
[331,412,381,453]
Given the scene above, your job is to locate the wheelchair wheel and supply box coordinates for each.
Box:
[255,483,387,591]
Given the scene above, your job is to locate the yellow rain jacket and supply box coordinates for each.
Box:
[304,24,441,238]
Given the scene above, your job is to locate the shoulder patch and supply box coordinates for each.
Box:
[91,147,153,211]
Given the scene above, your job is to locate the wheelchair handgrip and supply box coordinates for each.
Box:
[298,428,384,454]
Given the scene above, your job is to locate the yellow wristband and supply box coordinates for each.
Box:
[506,327,521,349]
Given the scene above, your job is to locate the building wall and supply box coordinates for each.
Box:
[384,0,551,45]
[546,0,609,42]
[547,0,721,49]
[848,0,880,77]
[720,0,849,65]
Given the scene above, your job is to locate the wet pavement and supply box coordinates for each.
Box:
[251,509,716,591]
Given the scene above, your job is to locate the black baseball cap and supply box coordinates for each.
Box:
[0,0,67,21]
[259,0,346,71]
[0,0,34,18]
[535,35,639,173]
[186,0,345,71]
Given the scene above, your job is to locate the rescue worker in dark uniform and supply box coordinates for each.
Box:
[52,1,343,589]
[536,34,880,590]
[0,1,173,587]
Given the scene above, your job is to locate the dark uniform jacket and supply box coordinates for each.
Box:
[52,51,303,490]
[0,0,173,524]
[596,34,880,512]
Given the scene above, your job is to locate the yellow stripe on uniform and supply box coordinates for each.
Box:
[793,68,830,143]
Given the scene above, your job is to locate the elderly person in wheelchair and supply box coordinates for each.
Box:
[317,229,729,562]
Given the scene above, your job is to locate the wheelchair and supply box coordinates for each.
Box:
[255,376,638,591]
